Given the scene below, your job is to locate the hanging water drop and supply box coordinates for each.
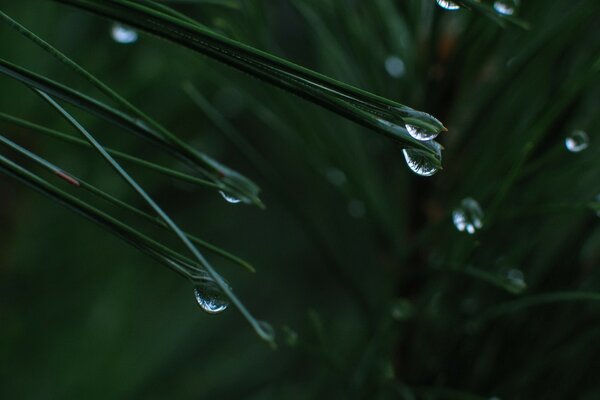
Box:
[111,23,138,44]
[406,124,440,141]
[193,284,229,314]
[436,0,460,10]
[219,190,242,204]
[493,0,518,15]
[504,268,527,294]
[565,130,589,152]
[402,141,442,177]
[452,197,484,234]
[384,55,406,78]
[256,320,276,342]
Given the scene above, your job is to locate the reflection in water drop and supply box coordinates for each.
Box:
[402,141,442,177]
[452,197,484,234]
[111,23,138,44]
[504,268,527,294]
[406,124,440,141]
[385,56,406,78]
[493,0,518,15]
[194,284,229,314]
[219,190,242,204]
[565,130,589,152]
[436,0,460,10]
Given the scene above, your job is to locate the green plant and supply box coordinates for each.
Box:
[0,0,599,398]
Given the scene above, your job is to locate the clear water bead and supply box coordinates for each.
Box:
[452,197,484,234]
[493,0,518,15]
[406,124,440,141]
[402,141,442,177]
[111,23,138,44]
[436,0,460,10]
[385,56,406,78]
[565,130,589,152]
[219,190,242,204]
[504,268,527,294]
[194,284,229,314]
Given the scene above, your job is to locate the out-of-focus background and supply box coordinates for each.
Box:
[1,0,599,398]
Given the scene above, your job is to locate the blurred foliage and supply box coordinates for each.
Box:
[0,0,599,399]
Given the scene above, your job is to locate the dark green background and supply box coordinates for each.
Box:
[1,0,599,398]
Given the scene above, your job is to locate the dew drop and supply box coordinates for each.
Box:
[452,197,484,234]
[436,0,460,10]
[348,199,366,218]
[326,168,347,186]
[406,124,440,141]
[111,23,138,44]
[390,298,414,321]
[219,190,242,204]
[565,130,589,152]
[193,284,229,314]
[283,326,299,346]
[493,0,518,15]
[504,268,527,294]
[402,141,442,177]
[384,55,406,78]
[256,320,276,342]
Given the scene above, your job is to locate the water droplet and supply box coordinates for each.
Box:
[436,0,460,10]
[452,197,484,234]
[493,0,518,15]
[406,124,440,141]
[219,190,241,204]
[283,326,299,346]
[111,23,138,44]
[565,130,589,152]
[193,284,229,314]
[256,320,276,342]
[402,141,442,177]
[326,168,347,186]
[390,299,414,321]
[385,55,406,78]
[504,268,527,294]
[348,199,366,218]
[594,194,600,217]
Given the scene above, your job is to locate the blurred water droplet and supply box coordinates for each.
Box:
[402,141,442,177]
[326,168,347,186]
[385,55,406,78]
[390,298,414,321]
[452,197,484,234]
[194,284,229,314]
[219,190,241,204]
[406,124,439,141]
[595,194,600,217]
[565,130,589,152]
[504,268,527,294]
[111,23,138,44]
[348,199,366,218]
[493,0,518,15]
[436,0,460,10]
[256,320,276,342]
[283,326,299,346]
